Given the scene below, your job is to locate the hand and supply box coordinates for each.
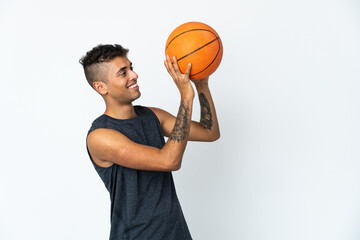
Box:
[164,55,195,100]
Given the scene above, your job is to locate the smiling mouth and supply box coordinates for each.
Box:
[128,83,139,90]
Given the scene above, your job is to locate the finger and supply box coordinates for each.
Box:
[172,56,181,73]
[164,60,171,74]
[164,56,174,74]
[184,63,192,77]
[167,55,177,74]
[164,55,176,79]
[164,60,175,78]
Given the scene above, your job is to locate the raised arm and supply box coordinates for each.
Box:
[190,78,220,141]
[150,77,220,142]
[87,56,194,171]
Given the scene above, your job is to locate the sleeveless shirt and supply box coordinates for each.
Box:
[86,106,192,240]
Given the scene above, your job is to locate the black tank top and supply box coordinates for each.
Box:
[87,106,192,240]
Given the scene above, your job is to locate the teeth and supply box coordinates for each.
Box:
[128,84,138,89]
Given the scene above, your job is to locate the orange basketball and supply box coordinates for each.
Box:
[165,22,223,80]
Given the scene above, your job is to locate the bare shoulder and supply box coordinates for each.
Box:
[87,128,126,168]
[87,128,120,146]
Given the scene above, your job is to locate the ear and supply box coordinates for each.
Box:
[93,81,108,95]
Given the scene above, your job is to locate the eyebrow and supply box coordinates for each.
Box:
[116,62,132,76]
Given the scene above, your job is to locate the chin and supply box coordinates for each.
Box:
[133,91,141,101]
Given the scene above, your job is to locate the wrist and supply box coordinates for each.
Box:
[194,82,209,92]
[180,96,194,105]
[180,86,195,101]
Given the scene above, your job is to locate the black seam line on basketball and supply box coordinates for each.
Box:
[165,28,218,51]
[177,37,220,62]
[190,38,221,77]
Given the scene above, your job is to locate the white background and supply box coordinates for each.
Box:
[1,0,360,239]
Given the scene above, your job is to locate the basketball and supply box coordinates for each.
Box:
[165,22,223,80]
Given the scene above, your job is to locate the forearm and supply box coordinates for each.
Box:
[161,55,195,170]
[194,82,220,140]
[161,98,193,170]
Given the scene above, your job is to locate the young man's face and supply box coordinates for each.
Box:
[105,56,140,104]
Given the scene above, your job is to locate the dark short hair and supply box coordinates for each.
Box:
[79,44,129,87]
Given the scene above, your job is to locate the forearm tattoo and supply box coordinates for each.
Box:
[199,93,213,130]
[169,102,190,143]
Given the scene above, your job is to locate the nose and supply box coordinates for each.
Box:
[130,69,138,80]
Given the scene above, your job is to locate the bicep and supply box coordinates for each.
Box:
[87,128,172,171]
[149,107,212,142]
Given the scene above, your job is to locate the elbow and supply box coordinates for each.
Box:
[167,157,182,171]
[214,132,221,141]
[209,131,221,142]
[170,162,182,171]
[159,147,183,171]
[163,163,181,172]
[163,154,182,171]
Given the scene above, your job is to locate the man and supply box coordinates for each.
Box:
[80,44,220,239]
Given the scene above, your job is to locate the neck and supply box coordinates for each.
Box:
[104,102,136,119]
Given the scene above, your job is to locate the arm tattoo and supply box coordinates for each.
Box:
[199,93,213,130]
[169,102,190,143]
